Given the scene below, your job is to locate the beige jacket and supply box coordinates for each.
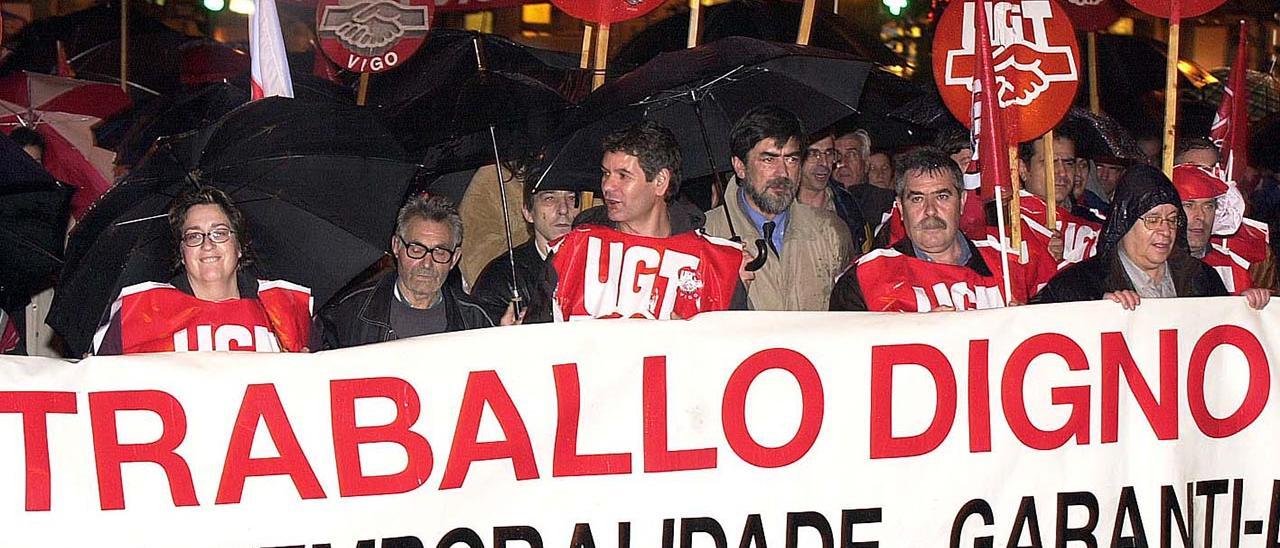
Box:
[458,165,529,289]
[703,177,851,310]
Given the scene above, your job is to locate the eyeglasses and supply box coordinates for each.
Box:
[397,235,456,263]
[805,149,840,161]
[181,228,235,247]
[1139,215,1182,229]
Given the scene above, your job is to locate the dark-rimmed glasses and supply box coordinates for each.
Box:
[397,235,456,263]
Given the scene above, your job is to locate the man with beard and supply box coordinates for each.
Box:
[314,195,499,349]
[549,121,746,320]
[472,176,580,324]
[704,107,851,310]
[795,130,867,253]
[830,148,1035,311]
[1172,164,1271,308]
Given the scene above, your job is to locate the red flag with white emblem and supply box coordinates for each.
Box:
[1210,22,1248,186]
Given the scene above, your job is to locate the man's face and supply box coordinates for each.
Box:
[1020,137,1076,207]
[1120,204,1179,270]
[1182,197,1218,254]
[393,217,459,300]
[1095,162,1125,195]
[1138,138,1161,165]
[867,152,894,189]
[523,190,579,243]
[799,136,836,192]
[601,151,666,225]
[732,137,801,216]
[832,134,866,187]
[900,169,965,259]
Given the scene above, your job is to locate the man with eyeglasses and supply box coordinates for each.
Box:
[314,195,498,349]
[472,177,580,324]
[703,107,851,311]
[1033,165,1229,307]
[1172,164,1271,308]
[795,130,867,253]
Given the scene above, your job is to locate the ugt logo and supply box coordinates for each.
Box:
[318,0,430,57]
[943,0,1079,108]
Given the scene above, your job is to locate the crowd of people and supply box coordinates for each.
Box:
[3,103,1276,357]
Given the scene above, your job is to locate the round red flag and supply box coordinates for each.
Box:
[315,0,434,74]
[1057,0,1119,32]
[932,0,1081,143]
[1124,0,1226,19]
[550,0,665,24]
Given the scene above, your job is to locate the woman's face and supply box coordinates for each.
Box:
[180,204,240,287]
[1120,203,1179,271]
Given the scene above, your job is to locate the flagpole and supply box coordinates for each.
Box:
[796,0,816,45]
[1161,8,1181,177]
[120,0,128,93]
[1009,146,1023,257]
[995,185,1013,301]
[687,0,702,48]
[1087,32,1100,114]
[579,23,593,70]
[591,22,610,90]
[1042,131,1057,231]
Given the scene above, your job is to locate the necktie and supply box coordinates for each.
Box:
[762,221,779,257]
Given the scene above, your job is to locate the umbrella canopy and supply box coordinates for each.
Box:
[0,132,74,308]
[538,36,873,192]
[0,1,181,76]
[70,36,250,98]
[1183,69,1280,123]
[367,29,591,163]
[111,82,248,167]
[0,71,131,218]
[47,97,420,356]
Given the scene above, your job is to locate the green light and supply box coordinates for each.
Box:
[883,0,908,16]
[203,0,225,11]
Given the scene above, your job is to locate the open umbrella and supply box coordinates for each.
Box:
[47,97,420,356]
[0,71,131,218]
[69,36,251,97]
[0,132,74,308]
[1183,69,1280,123]
[110,82,247,168]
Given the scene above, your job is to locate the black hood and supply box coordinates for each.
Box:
[1097,164,1187,256]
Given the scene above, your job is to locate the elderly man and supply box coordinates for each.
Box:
[795,130,866,253]
[314,195,497,349]
[830,148,1035,311]
[703,107,851,310]
[550,121,745,320]
[472,175,580,324]
[1032,165,1231,307]
[1172,164,1271,308]
[832,128,870,188]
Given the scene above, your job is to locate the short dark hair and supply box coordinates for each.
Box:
[601,121,682,200]
[893,147,964,199]
[730,106,805,164]
[397,194,464,249]
[1174,135,1218,160]
[9,126,44,151]
[932,127,971,157]
[1017,126,1078,163]
[168,186,253,272]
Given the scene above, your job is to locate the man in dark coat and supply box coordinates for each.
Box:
[313,195,496,349]
[1032,165,1228,308]
[471,176,581,323]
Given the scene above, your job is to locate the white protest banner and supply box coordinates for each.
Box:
[1,298,1278,547]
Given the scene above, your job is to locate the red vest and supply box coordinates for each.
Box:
[1017,192,1101,265]
[550,226,742,320]
[1213,217,1270,264]
[853,237,1036,312]
[1202,244,1253,295]
[96,280,312,354]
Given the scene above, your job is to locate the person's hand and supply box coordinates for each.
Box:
[930,305,956,312]
[1242,288,1272,310]
[500,301,527,326]
[1047,231,1065,262]
[739,248,757,288]
[1103,290,1141,310]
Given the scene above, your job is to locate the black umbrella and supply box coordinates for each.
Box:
[47,97,420,355]
[0,1,180,77]
[111,82,248,167]
[0,132,74,308]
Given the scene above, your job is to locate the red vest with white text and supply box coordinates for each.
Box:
[1017,192,1101,265]
[550,226,742,320]
[1202,244,1253,295]
[853,237,1035,312]
[96,280,312,354]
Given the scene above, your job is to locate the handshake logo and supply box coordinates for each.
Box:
[943,0,1078,108]
[318,0,430,57]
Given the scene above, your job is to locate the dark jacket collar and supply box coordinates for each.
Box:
[358,271,468,334]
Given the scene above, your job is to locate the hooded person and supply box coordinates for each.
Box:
[1032,165,1228,308]
[1172,164,1271,308]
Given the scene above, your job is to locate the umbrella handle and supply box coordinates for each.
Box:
[741,238,768,272]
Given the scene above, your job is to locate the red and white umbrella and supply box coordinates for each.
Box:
[0,71,131,218]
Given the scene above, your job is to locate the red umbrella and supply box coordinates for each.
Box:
[0,71,131,218]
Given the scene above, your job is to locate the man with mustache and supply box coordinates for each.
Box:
[472,176,581,324]
[703,107,851,310]
[830,148,1036,312]
[314,195,499,349]
[549,121,747,320]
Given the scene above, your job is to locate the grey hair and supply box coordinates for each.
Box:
[893,147,964,199]
[838,129,872,162]
[396,194,464,248]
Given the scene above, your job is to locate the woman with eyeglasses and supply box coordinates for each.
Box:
[93,187,312,354]
[1031,164,1227,308]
